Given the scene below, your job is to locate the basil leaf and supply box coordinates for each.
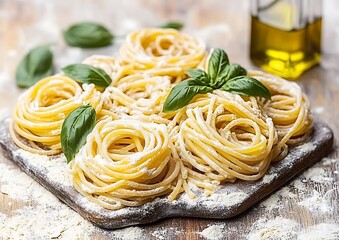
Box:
[163,48,271,113]
[163,79,213,113]
[207,48,229,86]
[214,64,247,89]
[221,76,271,100]
[16,45,53,88]
[186,69,210,85]
[61,105,96,163]
[158,21,184,30]
[62,64,112,88]
[63,22,113,48]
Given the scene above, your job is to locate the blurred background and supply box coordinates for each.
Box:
[1,0,339,114]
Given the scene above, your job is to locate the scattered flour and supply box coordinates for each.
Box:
[247,218,339,240]
[297,142,317,153]
[259,186,297,211]
[260,193,281,211]
[298,189,336,213]
[0,159,146,240]
[151,227,182,240]
[322,157,334,166]
[110,227,145,240]
[262,173,277,184]
[199,225,225,240]
[297,223,339,240]
[292,179,306,191]
[205,192,248,208]
[301,167,333,183]
[246,217,300,240]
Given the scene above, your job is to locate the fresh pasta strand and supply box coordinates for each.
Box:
[248,70,313,161]
[82,55,133,86]
[11,75,103,155]
[103,73,173,124]
[70,117,181,210]
[169,91,277,197]
[119,28,206,82]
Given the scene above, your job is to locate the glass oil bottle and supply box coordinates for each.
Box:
[250,0,322,79]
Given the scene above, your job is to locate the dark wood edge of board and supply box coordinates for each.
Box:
[0,118,334,229]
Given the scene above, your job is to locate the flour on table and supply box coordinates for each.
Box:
[301,167,333,183]
[259,157,336,214]
[298,189,335,213]
[199,225,225,240]
[246,217,300,240]
[322,157,334,166]
[259,186,296,211]
[151,227,182,240]
[247,218,339,240]
[297,223,339,240]
[110,227,145,240]
[292,179,305,191]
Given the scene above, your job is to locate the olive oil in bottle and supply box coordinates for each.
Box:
[250,0,322,80]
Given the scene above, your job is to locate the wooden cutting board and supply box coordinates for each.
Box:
[0,118,333,229]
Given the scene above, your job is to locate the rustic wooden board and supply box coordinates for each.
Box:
[0,118,333,229]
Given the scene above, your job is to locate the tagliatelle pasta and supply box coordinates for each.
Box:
[11,28,313,210]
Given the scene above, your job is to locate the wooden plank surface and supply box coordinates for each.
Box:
[1,0,339,239]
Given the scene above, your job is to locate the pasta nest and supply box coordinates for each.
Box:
[119,28,206,81]
[249,71,313,160]
[170,91,278,196]
[11,75,103,155]
[70,117,180,209]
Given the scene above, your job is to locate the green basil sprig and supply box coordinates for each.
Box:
[16,45,53,88]
[63,22,114,48]
[163,48,271,113]
[62,64,112,88]
[61,105,96,163]
[158,21,184,30]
